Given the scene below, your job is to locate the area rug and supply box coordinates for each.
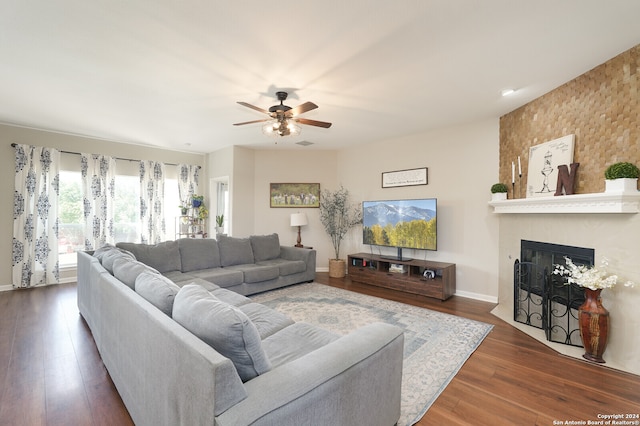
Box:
[250,283,493,425]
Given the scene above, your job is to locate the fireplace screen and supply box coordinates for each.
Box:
[514,240,593,347]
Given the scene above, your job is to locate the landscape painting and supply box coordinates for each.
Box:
[270,183,320,208]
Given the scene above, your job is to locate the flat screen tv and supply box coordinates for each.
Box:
[362,198,437,261]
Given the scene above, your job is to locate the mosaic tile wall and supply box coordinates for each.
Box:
[499,44,639,197]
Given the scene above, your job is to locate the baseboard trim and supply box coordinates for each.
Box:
[454,290,498,304]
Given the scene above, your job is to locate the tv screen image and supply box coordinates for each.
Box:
[362,198,437,253]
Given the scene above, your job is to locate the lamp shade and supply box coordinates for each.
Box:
[290,212,308,227]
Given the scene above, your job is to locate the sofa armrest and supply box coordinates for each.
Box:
[215,322,404,426]
[279,246,316,274]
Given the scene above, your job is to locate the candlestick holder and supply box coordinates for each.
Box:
[518,174,523,198]
[512,182,515,199]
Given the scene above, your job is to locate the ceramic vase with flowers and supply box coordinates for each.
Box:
[554,257,635,363]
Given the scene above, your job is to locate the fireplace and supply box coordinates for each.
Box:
[514,240,594,346]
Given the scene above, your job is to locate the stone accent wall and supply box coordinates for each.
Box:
[500,44,639,196]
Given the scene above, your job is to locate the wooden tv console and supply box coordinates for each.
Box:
[347,253,456,300]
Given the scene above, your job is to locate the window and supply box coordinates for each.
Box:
[58,163,181,267]
[114,175,141,243]
[58,171,84,267]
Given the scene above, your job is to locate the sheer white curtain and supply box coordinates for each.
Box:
[13,144,60,288]
[140,160,165,244]
[177,163,200,207]
[81,153,116,250]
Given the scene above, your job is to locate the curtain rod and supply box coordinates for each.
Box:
[9,143,197,168]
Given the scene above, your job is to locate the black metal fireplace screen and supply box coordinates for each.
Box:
[514,240,593,347]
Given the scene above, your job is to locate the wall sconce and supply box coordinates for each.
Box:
[290,212,308,248]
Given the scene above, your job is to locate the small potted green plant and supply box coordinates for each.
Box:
[604,162,639,193]
[490,183,509,201]
[215,215,224,236]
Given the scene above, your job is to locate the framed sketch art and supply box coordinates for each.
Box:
[527,135,575,198]
[270,183,320,208]
[382,167,428,188]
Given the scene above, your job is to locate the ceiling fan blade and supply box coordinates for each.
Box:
[294,117,332,128]
[237,101,270,115]
[286,101,318,117]
[233,119,270,126]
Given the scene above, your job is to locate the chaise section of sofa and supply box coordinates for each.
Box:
[77,246,404,426]
[115,233,315,295]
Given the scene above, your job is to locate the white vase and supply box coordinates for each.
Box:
[605,178,638,194]
[491,192,507,201]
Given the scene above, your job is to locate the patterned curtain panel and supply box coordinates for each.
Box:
[140,160,165,244]
[13,144,60,288]
[81,153,116,250]
[177,163,200,206]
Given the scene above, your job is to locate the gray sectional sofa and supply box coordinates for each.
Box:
[116,233,316,295]
[77,234,404,426]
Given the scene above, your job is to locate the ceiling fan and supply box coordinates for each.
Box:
[234,91,332,137]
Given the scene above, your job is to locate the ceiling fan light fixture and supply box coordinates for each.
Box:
[262,120,279,137]
[286,120,301,136]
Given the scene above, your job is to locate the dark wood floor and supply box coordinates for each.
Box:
[1,274,638,426]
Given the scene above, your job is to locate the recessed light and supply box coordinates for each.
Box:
[296,141,314,146]
[501,89,516,97]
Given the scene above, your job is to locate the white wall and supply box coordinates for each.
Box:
[338,119,500,300]
[251,149,338,270]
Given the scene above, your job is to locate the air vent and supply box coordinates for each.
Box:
[296,140,314,146]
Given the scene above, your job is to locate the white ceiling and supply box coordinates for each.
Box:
[1,1,639,154]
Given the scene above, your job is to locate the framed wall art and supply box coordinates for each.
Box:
[270,183,320,208]
[527,134,575,198]
[382,167,428,188]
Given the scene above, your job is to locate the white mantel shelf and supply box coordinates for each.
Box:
[488,191,640,214]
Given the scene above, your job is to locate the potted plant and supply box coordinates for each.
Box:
[604,162,639,193]
[319,186,362,278]
[192,194,204,208]
[490,183,508,201]
[215,215,224,236]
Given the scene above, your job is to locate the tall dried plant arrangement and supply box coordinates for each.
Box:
[319,186,362,260]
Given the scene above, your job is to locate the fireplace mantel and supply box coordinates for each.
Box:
[489,192,640,214]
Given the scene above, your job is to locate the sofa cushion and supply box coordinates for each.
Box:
[172,284,271,382]
[116,241,182,273]
[249,233,281,262]
[210,288,252,307]
[177,238,221,271]
[101,248,136,274]
[189,268,244,288]
[92,243,122,261]
[238,303,294,339]
[262,322,340,368]
[217,235,254,267]
[135,271,180,316]
[258,259,307,276]
[112,256,159,289]
[227,264,280,284]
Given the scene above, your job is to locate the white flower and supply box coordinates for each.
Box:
[553,256,635,291]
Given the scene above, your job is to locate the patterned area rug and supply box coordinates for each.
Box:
[250,283,493,426]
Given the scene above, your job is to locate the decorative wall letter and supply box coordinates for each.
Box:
[554,163,580,196]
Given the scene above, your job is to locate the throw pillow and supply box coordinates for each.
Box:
[101,248,136,274]
[217,235,254,267]
[249,233,281,262]
[135,271,180,316]
[116,241,182,273]
[112,256,159,289]
[172,284,271,382]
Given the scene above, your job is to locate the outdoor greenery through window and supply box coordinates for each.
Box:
[57,171,180,267]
